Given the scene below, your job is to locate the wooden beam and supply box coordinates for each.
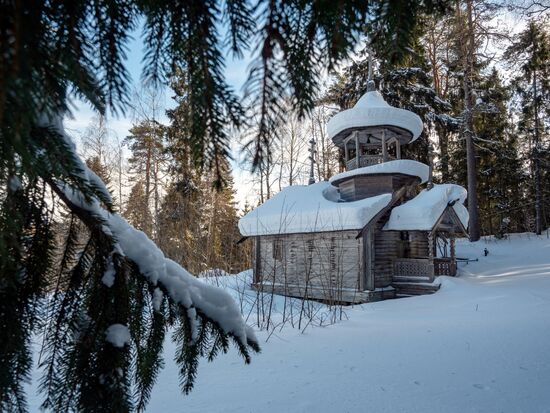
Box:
[396,140,401,159]
[254,237,261,284]
[363,230,375,290]
[447,206,469,237]
[381,129,388,161]
[356,185,409,239]
[427,232,435,281]
[344,140,349,162]
[354,131,359,161]
[431,205,468,237]
[236,236,249,245]
[450,236,456,261]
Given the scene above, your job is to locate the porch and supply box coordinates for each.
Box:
[391,232,459,297]
[393,257,457,281]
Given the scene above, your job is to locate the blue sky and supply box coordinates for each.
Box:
[65,24,258,206]
[66,24,253,135]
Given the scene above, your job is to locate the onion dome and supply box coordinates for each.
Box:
[327,90,423,147]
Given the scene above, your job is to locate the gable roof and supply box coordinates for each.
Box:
[383,184,469,232]
[238,181,392,236]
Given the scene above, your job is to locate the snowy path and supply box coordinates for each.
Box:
[29,233,550,412]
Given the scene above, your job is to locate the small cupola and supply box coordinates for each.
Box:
[325,52,427,202]
[327,90,422,170]
[326,84,423,171]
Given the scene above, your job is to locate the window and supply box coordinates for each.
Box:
[397,231,411,258]
[272,238,283,261]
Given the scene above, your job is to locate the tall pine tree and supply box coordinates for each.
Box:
[506,19,550,234]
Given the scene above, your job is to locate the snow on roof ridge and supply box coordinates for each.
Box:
[384,183,469,231]
[239,181,393,236]
[329,159,429,185]
[326,90,424,142]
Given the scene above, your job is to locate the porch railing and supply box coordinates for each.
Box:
[394,258,432,278]
[434,258,457,276]
[394,257,457,279]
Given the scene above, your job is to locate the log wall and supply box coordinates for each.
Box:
[409,231,429,258]
[373,230,400,287]
[337,174,420,201]
[255,231,362,299]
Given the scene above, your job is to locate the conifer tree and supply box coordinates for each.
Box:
[473,69,525,235]
[0,1,452,410]
[421,12,460,181]
[443,0,507,240]
[201,163,248,273]
[125,120,168,237]
[124,180,154,236]
[506,19,550,235]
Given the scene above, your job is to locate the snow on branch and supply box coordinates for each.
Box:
[43,114,258,349]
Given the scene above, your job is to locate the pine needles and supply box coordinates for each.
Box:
[0,1,447,411]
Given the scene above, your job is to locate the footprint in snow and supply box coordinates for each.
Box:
[473,383,486,390]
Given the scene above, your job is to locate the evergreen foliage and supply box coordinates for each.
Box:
[506,19,550,234]
[324,54,457,167]
[322,2,543,238]
[0,0,466,411]
[471,69,525,235]
[124,181,154,236]
[156,71,250,274]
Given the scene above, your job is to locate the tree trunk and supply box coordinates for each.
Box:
[117,142,123,210]
[463,0,480,241]
[533,67,542,235]
[154,155,160,240]
[145,140,151,209]
[438,127,450,182]
[259,167,264,204]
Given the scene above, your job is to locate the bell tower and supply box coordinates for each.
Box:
[326,70,427,202]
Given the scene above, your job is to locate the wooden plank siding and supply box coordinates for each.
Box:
[253,236,261,283]
[250,182,428,302]
[336,174,420,201]
[362,230,375,291]
[253,226,404,300]
[254,231,363,301]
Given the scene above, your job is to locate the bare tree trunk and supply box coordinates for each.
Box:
[462,0,481,241]
[259,168,264,204]
[533,67,542,235]
[154,154,160,239]
[145,141,152,209]
[117,142,123,209]
[438,128,450,182]
[265,157,272,200]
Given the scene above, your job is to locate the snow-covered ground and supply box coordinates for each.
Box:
[29,232,550,412]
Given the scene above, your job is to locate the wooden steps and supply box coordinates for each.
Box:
[392,275,432,283]
[392,275,440,298]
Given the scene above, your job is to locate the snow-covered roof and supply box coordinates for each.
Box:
[327,90,424,144]
[329,160,429,186]
[384,184,469,232]
[239,182,392,236]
